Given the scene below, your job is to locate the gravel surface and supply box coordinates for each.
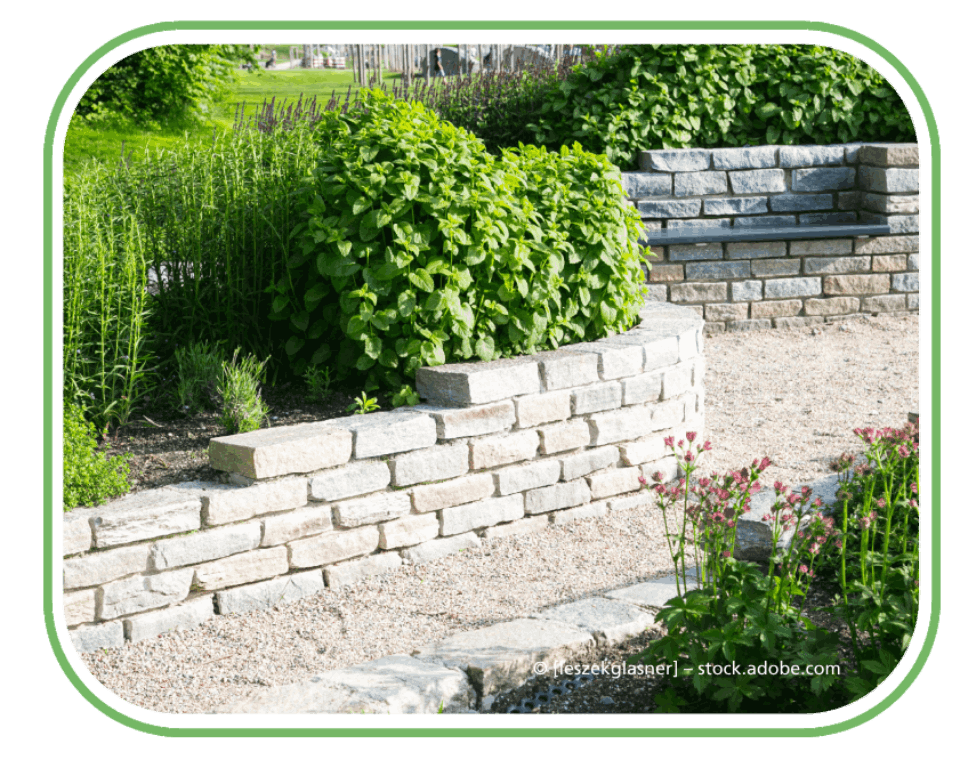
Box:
[76,312,920,715]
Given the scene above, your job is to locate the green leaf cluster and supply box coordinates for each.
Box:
[63,403,131,512]
[270,90,651,390]
[533,44,916,168]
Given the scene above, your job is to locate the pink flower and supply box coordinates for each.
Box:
[702,441,713,452]
[722,550,731,558]
[638,476,648,487]
[876,498,886,509]
[664,436,675,449]
[774,481,786,493]
[799,564,809,575]
[898,444,911,459]
[759,457,772,471]
[686,431,697,443]
[684,451,695,462]
[911,482,918,495]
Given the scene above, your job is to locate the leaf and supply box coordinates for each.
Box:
[364,335,383,359]
[285,336,305,356]
[290,310,310,332]
[346,315,366,338]
[475,336,495,361]
[408,269,434,292]
[271,295,290,314]
[310,345,331,365]
[360,208,391,241]
[397,291,417,318]
[378,348,399,368]
[371,309,396,330]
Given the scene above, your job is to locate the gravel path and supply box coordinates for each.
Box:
[77,312,920,714]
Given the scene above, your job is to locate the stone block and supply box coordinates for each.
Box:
[495,460,561,496]
[853,235,919,255]
[799,212,858,226]
[859,166,919,194]
[70,621,124,654]
[764,277,822,299]
[908,253,920,271]
[858,144,919,167]
[623,371,663,406]
[411,474,493,514]
[679,327,700,361]
[513,391,571,428]
[859,212,920,234]
[644,284,668,302]
[649,399,685,431]
[89,488,202,548]
[685,261,751,280]
[779,145,846,167]
[534,349,599,390]
[702,196,768,215]
[151,521,261,571]
[539,419,592,454]
[789,239,852,256]
[216,572,327,615]
[99,568,194,620]
[674,171,728,196]
[308,461,391,502]
[648,263,686,282]
[667,243,723,262]
[124,596,215,643]
[803,256,872,275]
[872,255,909,272]
[635,199,702,219]
[861,193,920,214]
[750,299,803,319]
[621,172,672,197]
[64,589,96,626]
[571,381,622,415]
[332,412,438,459]
[525,480,591,515]
[439,494,525,536]
[665,219,732,233]
[587,468,642,499]
[63,511,92,556]
[193,547,288,591]
[606,580,685,609]
[773,316,824,329]
[862,294,907,312]
[792,167,855,191]
[838,191,860,210]
[640,148,711,172]
[726,241,787,260]
[704,303,748,322]
[734,215,797,228]
[642,335,681,370]
[668,282,726,303]
[390,444,469,487]
[731,281,763,301]
[379,514,440,550]
[63,543,151,590]
[261,505,333,547]
[414,401,515,440]
[711,146,778,169]
[201,478,308,527]
[769,193,834,212]
[209,423,352,480]
[416,358,540,407]
[727,319,771,331]
[588,405,652,446]
[619,431,674,465]
[751,259,801,277]
[640,456,680,484]
[550,502,611,525]
[560,446,620,481]
[729,169,786,194]
[907,293,919,310]
[892,273,919,292]
[823,274,890,295]
[533,597,655,645]
[471,430,540,469]
[563,340,645,381]
[324,552,403,590]
[661,361,694,399]
[335,490,411,527]
[804,297,861,315]
[288,526,380,569]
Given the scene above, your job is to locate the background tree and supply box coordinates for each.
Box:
[74,44,258,127]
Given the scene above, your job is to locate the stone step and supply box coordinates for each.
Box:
[200,557,748,710]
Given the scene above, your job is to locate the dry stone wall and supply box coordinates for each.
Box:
[63,304,705,653]
[623,143,920,333]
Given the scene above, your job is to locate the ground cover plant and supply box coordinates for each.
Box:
[63,403,131,511]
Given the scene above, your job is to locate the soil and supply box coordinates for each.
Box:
[99,381,397,493]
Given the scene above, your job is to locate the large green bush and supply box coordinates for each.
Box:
[268,91,651,392]
[533,44,916,168]
[63,404,131,512]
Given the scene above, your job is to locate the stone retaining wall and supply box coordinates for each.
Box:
[622,142,920,333]
[63,304,705,653]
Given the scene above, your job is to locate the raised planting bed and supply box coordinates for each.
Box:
[64,303,706,654]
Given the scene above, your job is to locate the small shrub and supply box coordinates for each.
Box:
[175,341,225,413]
[347,392,380,415]
[217,349,270,434]
[302,364,334,402]
[63,403,131,511]
[533,44,916,168]
[269,90,650,391]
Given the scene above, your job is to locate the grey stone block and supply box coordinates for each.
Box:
[858,144,919,167]
[534,349,599,390]
[261,505,333,547]
[799,212,858,226]
[525,480,592,514]
[768,193,834,212]
[588,405,652,445]
[587,468,642,499]
[644,284,668,302]
[685,261,751,280]
[674,171,728,196]
[309,461,391,502]
[711,146,777,169]
[417,358,540,407]
[858,166,919,193]
[495,459,561,496]
[216,572,327,614]
[859,211,920,234]
[621,371,663,405]
[703,196,768,215]
[288,526,380,568]
[635,199,702,219]
[439,494,525,536]
[539,419,592,454]
[390,444,469,487]
[401,532,480,564]
[649,399,685,431]
[411,474,494,514]
[64,589,96,626]
[513,391,571,428]
[619,429,677,465]
[671,282,727,303]
[151,521,261,571]
[63,511,93,556]
[124,596,215,643]
[63,543,151,590]
[100,568,194,620]
[640,148,711,172]
[733,215,797,228]
[726,241,787,260]
[335,490,411,527]
[606,576,692,609]
[324,552,403,590]
[773,316,824,329]
[70,621,124,654]
[853,235,919,255]
[729,169,786,194]
[379,513,440,550]
[414,400,515,440]
[751,259,800,277]
[667,243,723,262]
[563,340,645,381]
[728,319,771,331]
[860,193,920,214]
[89,488,202,548]
[661,361,694,398]
[331,411,438,459]
[209,423,352,480]
[907,293,919,310]
[640,455,680,483]
[199,478,308,527]
[621,172,672,197]
[561,446,620,481]
[803,256,872,274]
[908,253,920,271]
[194,547,289,591]
[471,430,540,469]
[779,145,846,167]
[764,277,822,299]
[666,219,732,233]
[862,294,907,312]
[571,381,622,415]
[533,597,655,645]
[642,335,681,370]
[792,167,855,191]
[790,238,853,256]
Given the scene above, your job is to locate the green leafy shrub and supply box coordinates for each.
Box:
[175,341,225,413]
[63,403,131,511]
[217,349,271,434]
[533,44,916,168]
[302,364,334,402]
[269,91,650,390]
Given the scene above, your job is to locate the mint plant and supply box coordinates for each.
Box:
[63,403,131,511]
[533,44,915,167]
[268,90,650,392]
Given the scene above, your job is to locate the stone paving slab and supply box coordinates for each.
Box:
[216,654,475,714]
[532,597,656,645]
